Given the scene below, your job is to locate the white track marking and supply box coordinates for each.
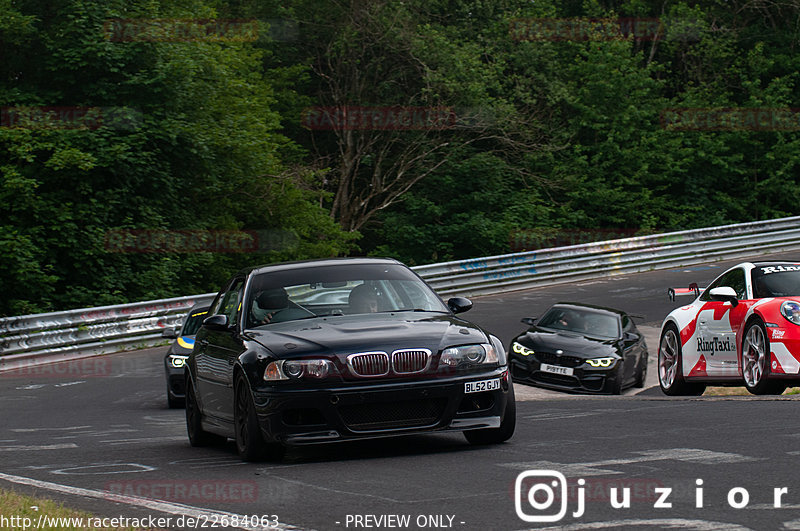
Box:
[51,463,155,475]
[0,443,77,452]
[0,471,303,531]
[11,426,91,432]
[502,448,762,476]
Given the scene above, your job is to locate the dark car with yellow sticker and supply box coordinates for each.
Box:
[185,257,515,461]
[510,303,648,394]
[162,304,210,408]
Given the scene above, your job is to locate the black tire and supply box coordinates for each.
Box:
[634,353,648,388]
[185,377,225,446]
[234,373,284,462]
[464,383,516,445]
[742,319,786,395]
[658,324,706,396]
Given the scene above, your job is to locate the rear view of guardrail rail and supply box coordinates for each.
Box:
[0,294,215,371]
[3,216,800,370]
[417,216,800,297]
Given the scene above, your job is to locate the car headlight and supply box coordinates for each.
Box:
[167,354,189,369]
[440,344,499,368]
[586,357,616,368]
[781,301,800,325]
[263,359,334,381]
[511,341,534,356]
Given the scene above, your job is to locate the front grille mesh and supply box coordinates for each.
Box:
[348,352,389,377]
[392,349,429,374]
[536,352,584,368]
[339,398,447,431]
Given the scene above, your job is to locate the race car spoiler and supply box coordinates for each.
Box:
[668,283,703,302]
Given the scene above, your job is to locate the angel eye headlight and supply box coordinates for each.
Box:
[586,357,616,368]
[781,301,800,325]
[512,341,534,356]
[168,354,189,369]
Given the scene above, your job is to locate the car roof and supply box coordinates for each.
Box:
[236,257,404,277]
[749,261,800,267]
[550,302,627,317]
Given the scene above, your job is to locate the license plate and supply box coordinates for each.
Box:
[540,363,574,376]
[465,378,500,394]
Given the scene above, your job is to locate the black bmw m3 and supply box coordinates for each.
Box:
[185,258,515,461]
[509,303,648,394]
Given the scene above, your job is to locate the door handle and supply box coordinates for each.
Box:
[200,339,209,346]
[228,357,234,365]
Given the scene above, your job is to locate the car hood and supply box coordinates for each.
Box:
[244,313,489,358]
[515,328,618,358]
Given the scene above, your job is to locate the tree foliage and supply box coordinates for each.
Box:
[3,0,800,313]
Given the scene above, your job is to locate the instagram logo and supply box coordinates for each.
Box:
[515,470,584,522]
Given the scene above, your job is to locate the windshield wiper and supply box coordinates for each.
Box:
[377,308,447,313]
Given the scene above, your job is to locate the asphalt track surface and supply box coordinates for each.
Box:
[2,252,800,530]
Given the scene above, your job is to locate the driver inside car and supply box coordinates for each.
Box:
[348,283,379,314]
[251,287,289,325]
[250,287,315,325]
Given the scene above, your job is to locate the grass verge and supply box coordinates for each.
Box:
[0,488,156,530]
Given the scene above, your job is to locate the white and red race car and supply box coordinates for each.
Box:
[659,261,800,395]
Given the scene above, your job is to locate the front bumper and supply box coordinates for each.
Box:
[164,359,186,399]
[251,368,511,445]
[510,356,620,394]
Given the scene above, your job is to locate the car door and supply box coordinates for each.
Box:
[196,277,245,423]
[697,268,746,376]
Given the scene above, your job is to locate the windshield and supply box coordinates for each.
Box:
[244,263,448,328]
[752,265,800,298]
[181,307,209,336]
[537,307,620,339]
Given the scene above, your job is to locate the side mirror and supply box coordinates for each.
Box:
[708,286,738,307]
[520,317,537,327]
[203,314,230,330]
[447,297,473,314]
[623,332,638,342]
[161,327,178,339]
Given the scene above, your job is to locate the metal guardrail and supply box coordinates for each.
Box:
[417,216,800,297]
[0,294,215,371]
[3,216,800,370]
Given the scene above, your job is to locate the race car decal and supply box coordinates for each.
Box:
[760,265,800,274]
[177,336,196,349]
[771,355,785,374]
[680,318,697,346]
[770,342,800,374]
[696,337,734,355]
[688,354,708,377]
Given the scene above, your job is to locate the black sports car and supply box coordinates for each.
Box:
[185,258,515,461]
[509,303,648,394]
[162,304,210,408]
